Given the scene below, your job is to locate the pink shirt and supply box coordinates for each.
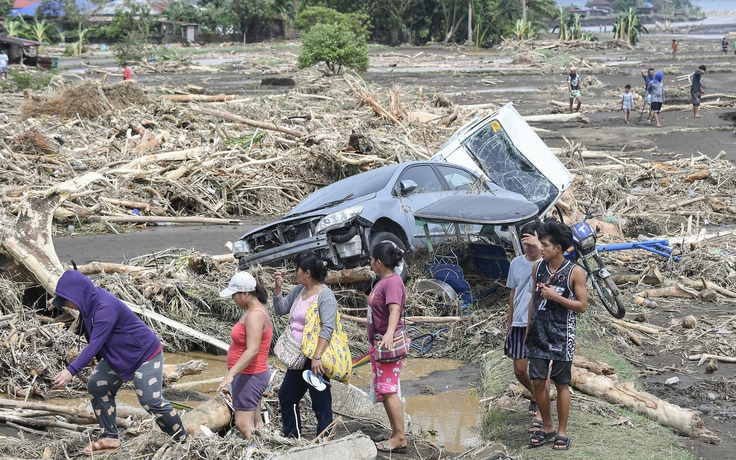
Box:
[290,293,317,343]
[367,274,406,340]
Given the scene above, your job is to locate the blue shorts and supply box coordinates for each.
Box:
[504,327,528,360]
[231,369,270,411]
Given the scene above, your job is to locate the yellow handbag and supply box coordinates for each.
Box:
[301,298,352,384]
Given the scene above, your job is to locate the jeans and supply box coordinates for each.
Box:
[278,358,332,438]
[87,352,188,442]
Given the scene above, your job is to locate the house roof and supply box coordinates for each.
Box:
[12,0,38,8]
[0,36,44,46]
[90,0,179,16]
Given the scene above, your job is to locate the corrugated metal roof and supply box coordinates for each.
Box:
[12,0,39,8]
[0,36,44,46]
[90,0,179,16]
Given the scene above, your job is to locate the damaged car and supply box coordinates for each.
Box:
[233,103,573,275]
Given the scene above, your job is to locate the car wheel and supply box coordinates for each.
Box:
[369,231,408,281]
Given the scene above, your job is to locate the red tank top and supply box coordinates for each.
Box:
[227,310,272,374]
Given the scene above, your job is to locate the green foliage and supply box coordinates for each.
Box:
[3,17,27,37]
[511,20,539,41]
[0,68,53,91]
[113,30,153,66]
[553,8,597,41]
[0,0,13,17]
[298,22,368,75]
[612,7,648,45]
[294,6,370,39]
[69,24,89,56]
[102,3,154,40]
[161,1,204,23]
[610,0,637,12]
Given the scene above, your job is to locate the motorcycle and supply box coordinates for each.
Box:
[566,210,626,318]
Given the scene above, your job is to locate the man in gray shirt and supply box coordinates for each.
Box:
[691,65,706,118]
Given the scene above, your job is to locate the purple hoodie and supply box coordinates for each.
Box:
[54,271,161,381]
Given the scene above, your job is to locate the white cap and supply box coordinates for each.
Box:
[220,272,256,297]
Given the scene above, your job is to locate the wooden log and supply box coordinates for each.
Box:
[325,267,374,285]
[571,366,720,443]
[610,318,663,334]
[688,353,736,366]
[76,262,154,276]
[161,94,236,102]
[189,106,306,138]
[572,356,617,376]
[523,112,591,124]
[87,216,241,225]
[162,360,208,382]
[0,398,135,427]
[181,394,232,437]
[637,284,695,299]
[100,197,151,213]
[611,322,644,346]
[683,169,710,183]
[678,278,736,299]
[341,314,465,324]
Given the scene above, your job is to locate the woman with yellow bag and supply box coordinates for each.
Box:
[272,251,350,439]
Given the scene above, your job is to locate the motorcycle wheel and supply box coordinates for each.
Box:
[592,273,626,318]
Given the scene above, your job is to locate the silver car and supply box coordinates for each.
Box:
[234,103,573,275]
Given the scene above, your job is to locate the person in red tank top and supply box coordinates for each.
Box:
[218,272,273,439]
[122,63,131,81]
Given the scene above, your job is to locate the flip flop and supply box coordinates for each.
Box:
[528,400,539,417]
[83,440,121,455]
[528,429,557,448]
[527,418,543,433]
[376,440,407,454]
[553,435,572,450]
[371,431,391,442]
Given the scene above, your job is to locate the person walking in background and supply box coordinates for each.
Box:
[525,220,588,451]
[218,272,273,439]
[691,65,706,118]
[51,270,189,455]
[722,37,729,55]
[641,67,654,120]
[273,252,337,439]
[504,222,545,433]
[0,49,8,81]
[367,242,408,454]
[567,67,582,113]
[122,62,132,81]
[647,72,665,127]
[621,84,634,124]
[671,39,678,58]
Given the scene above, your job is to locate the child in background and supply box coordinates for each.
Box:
[621,84,634,124]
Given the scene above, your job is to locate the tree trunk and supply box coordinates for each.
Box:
[523,112,591,124]
[181,394,233,436]
[571,366,720,443]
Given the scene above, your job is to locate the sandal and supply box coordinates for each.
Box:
[553,435,571,450]
[528,400,539,417]
[83,439,121,455]
[527,418,543,433]
[376,440,407,454]
[371,431,391,442]
[528,429,557,448]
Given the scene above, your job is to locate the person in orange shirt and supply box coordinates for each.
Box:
[671,39,678,59]
[122,63,131,81]
[218,272,273,439]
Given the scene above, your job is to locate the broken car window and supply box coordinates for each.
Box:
[461,122,554,212]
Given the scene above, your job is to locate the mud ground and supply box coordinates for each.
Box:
[54,26,736,459]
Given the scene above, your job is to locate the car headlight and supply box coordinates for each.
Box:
[315,206,363,234]
[233,240,251,256]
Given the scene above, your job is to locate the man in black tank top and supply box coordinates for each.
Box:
[525,220,588,450]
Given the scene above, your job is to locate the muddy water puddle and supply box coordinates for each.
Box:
[51,354,482,453]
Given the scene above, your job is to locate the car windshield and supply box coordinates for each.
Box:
[287,166,396,216]
[461,122,557,212]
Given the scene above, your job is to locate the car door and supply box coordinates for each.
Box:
[393,164,454,247]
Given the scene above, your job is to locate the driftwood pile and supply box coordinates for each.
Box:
[0,62,735,456]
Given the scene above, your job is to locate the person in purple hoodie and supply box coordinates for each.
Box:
[51,270,189,454]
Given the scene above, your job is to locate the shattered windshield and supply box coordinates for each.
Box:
[461,121,556,212]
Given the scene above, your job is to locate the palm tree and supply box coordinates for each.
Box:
[613,7,647,45]
[4,17,28,37]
